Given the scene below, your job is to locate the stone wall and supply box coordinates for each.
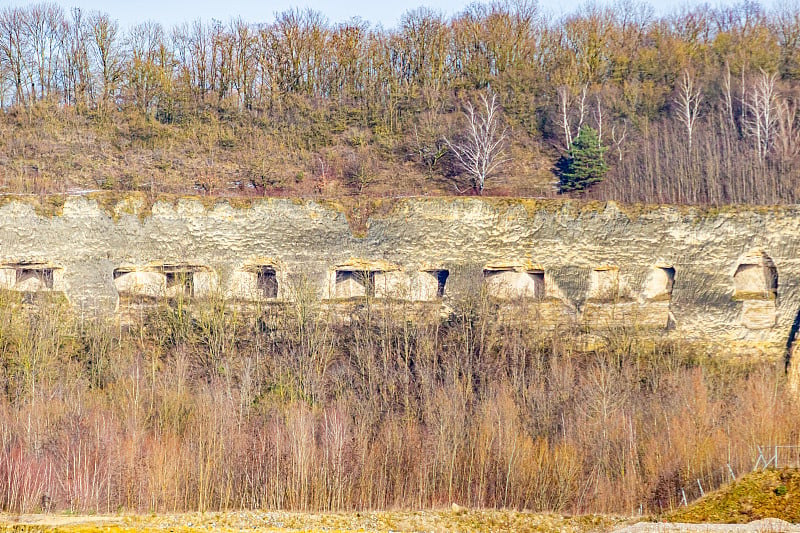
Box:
[1,195,798,361]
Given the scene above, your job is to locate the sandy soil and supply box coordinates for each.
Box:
[3,511,796,532]
[2,514,121,526]
[0,509,621,532]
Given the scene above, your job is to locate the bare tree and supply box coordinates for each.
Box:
[743,70,779,160]
[125,21,166,113]
[0,7,29,105]
[23,3,66,102]
[89,11,120,107]
[445,88,510,194]
[592,95,604,143]
[723,62,736,132]
[413,116,449,177]
[557,86,573,149]
[775,97,800,160]
[64,8,92,108]
[576,84,588,132]
[556,84,588,149]
[675,70,702,150]
[611,121,627,162]
[231,18,255,110]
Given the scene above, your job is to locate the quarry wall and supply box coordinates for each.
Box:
[0,194,797,363]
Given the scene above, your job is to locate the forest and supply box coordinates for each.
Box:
[0,0,798,202]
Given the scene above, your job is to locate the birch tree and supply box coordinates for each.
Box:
[743,70,779,160]
[675,70,702,150]
[445,88,510,194]
[557,84,588,149]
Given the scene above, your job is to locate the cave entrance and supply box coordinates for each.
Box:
[733,251,777,300]
[334,270,374,298]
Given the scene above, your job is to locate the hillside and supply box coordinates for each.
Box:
[0,104,554,198]
[0,2,799,202]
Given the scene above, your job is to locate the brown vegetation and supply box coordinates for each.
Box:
[1,2,800,201]
[0,286,797,515]
[1,1,800,518]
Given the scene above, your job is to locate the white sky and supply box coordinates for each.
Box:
[9,0,704,29]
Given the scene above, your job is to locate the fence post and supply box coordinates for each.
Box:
[697,479,704,497]
[775,446,779,469]
[755,445,765,470]
[727,463,736,481]
[681,489,688,507]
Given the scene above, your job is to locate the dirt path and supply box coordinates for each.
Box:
[1,514,121,526]
[3,512,795,533]
[0,510,620,532]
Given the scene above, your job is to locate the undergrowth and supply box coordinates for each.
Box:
[0,291,796,515]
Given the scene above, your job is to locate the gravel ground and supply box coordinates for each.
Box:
[614,518,800,532]
[3,512,796,532]
[0,510,622,532]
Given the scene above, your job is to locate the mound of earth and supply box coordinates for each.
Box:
[664,469,800,524]
[615,517,800,532]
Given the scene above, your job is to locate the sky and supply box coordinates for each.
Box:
[7,0,694,30]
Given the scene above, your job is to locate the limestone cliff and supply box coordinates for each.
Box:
[0,195,796,362]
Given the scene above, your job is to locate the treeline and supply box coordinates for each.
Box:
[0,291,794,513]
[1,1,800,202]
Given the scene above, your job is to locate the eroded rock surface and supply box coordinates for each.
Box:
[1,196,799,363]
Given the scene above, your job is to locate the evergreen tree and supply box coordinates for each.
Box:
[557,126,608,193]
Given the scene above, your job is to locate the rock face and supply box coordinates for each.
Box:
[1,195,799,361]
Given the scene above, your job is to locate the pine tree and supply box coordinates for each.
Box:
[557,126,608,193]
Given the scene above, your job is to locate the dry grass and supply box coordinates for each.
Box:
[0,104,553,199]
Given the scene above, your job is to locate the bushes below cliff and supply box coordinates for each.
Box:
[0,292,795,514]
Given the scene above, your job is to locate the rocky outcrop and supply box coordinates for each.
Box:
[0,195,798,362]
